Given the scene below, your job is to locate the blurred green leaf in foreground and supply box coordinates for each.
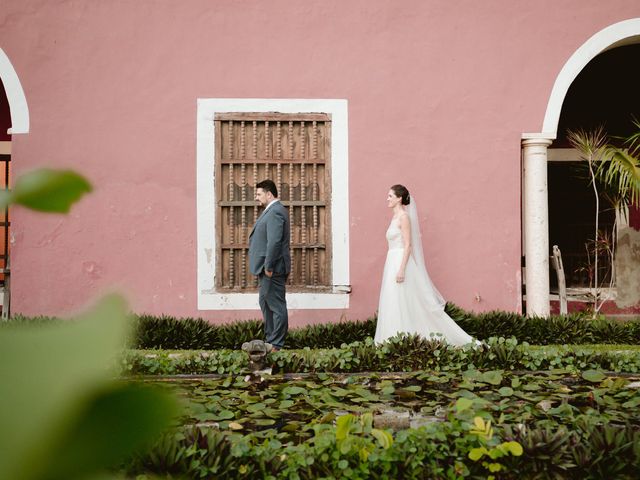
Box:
[0,169,179,479]
[0,294,180,480]
[0,168,92,213]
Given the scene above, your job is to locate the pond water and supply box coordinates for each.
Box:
[142,370,640,443]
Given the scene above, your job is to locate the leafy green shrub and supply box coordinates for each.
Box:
[1,314,61,327]
[134,315,263,350]
[123,335,640,376]
[1,295,181,480]
[126,411,640,479]
[133,314,378,351]
[7,303,640,350]
[129,305,640,350]
[121,349,247,376]
[287,317,378,349]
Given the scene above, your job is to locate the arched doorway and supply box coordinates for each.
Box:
[0,47,29,317]
[0,81,11,315]
[522,18,640,316]
[549,43,640,312]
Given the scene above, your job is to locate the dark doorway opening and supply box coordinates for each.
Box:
[0,80,11,315]
[549,44,640,290]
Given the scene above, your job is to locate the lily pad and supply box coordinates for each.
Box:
[246,402,267,413]
[279,400,295,409]
[455,398,474,412]
[403,385,422,392]
[207,410,235,421]
[498,387,514,397]
[254,419,276,426]
[282,386,307,396]
[481,371,504,386]
[582,370,606,383]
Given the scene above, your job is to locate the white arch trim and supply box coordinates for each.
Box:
[0,48,29,134]
[542,18,640,136]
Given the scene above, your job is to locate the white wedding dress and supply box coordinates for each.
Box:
[374,203,475,346]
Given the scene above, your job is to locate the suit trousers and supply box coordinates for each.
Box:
[258,273,288,349]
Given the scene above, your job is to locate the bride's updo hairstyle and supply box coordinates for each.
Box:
[390,184,411,205]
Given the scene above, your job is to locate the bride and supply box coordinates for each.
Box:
[374,184,475,346]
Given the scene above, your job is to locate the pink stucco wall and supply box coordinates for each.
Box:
[2,1,640,324]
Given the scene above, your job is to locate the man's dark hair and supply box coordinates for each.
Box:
[256,179,278,198]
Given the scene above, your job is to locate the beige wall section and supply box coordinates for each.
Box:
[615,227,640,308]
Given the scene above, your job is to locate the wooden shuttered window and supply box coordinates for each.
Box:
[215,112,332,291]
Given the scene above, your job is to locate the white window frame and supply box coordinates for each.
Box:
[196,99,350,310]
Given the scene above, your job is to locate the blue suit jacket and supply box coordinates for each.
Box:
[248,201,291,276]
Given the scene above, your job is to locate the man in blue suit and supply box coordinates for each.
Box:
[249,179,291,350]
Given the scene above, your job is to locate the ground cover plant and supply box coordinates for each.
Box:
[127,367,640,478]
[120,331,640,478]
[121,336,640,376]
[159,369,640,440]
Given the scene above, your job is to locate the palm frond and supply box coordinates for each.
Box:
[566,126,607,160]
[623,117,640,157]
[601,146,640,207]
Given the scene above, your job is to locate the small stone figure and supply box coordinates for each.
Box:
[241,339,273,373]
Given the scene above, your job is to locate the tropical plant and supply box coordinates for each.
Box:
[567,123,640,316]
[601,118,640,209]
[566,127,609,314]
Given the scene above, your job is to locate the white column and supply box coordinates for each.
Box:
[522,136,553,317]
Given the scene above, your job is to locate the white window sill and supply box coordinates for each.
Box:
[198,291,350,310]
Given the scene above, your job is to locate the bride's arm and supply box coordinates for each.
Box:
[397,213,411,283]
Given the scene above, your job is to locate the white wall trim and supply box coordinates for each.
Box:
[542,18,640,136]
[196,98,349,310]
[548,148,579,162]
[0,48,29,134]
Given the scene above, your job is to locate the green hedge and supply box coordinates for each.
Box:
[133,315,376,350]
[453,306,640,345]
[7,304,640,350]
[122,336,640,376]
[133,305,640,349]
